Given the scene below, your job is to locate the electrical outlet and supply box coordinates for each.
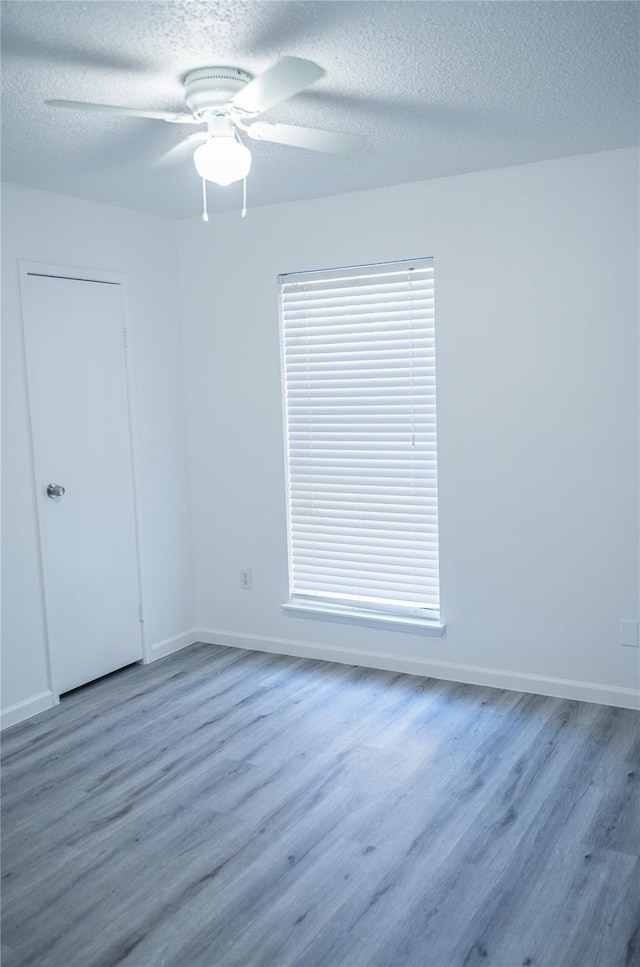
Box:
[620,619,639,648]
[240,568,252,589]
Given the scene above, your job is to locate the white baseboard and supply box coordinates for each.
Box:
[1,690,56,730]
[148,628,199,662]
[3,631,636,730]
[195,627,640,710]
[0,629,198,728]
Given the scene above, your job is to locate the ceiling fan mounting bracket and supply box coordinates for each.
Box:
[182,67,253,118]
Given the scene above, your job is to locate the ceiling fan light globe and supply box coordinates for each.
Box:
[193,137,252,186]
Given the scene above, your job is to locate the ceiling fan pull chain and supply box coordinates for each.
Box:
[202,177,209,222]
[242,176,247,219]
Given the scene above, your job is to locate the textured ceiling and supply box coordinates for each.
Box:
[1,0,639,219]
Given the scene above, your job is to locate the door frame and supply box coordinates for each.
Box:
[19,260,149,699]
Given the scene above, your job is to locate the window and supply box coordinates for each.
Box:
[279,258,440,630]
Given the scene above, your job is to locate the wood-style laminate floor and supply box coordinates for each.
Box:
[2,643,638,967]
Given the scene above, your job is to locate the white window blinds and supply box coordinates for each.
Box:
[279,258,439,619]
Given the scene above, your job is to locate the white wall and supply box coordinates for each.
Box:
[1,184,194,723]
[178,148,639,707]
[3,150,637,723]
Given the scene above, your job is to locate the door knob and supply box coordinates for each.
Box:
[46,483,65,498]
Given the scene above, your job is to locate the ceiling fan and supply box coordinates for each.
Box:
[46,57,365,194]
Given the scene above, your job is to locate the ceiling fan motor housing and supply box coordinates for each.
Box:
[183,67,252,118]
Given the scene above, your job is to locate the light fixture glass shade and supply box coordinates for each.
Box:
[193,137,252,186]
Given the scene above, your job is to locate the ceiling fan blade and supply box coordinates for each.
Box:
[231,57,325,116]
[246,122,365,155]
[45,100,198,124]
[154,132,208,167]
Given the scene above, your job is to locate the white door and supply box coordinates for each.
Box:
[22,270,143,695]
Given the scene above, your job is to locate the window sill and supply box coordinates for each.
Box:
[281,600,446,636]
